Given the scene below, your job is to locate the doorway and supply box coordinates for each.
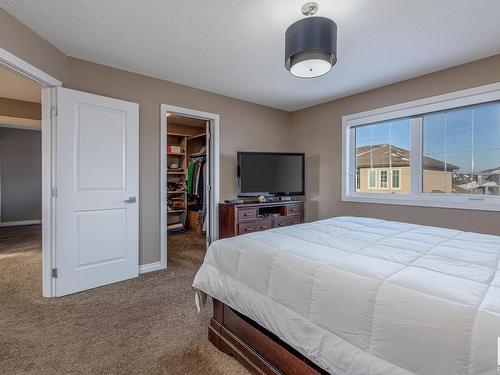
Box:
[1,48,140,297]
[160,104,220,269]
[0,63,44,296]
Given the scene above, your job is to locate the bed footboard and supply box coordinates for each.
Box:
[209,299,329,375]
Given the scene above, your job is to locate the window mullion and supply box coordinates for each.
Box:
[349,126,356,195]
[410,117,422,196]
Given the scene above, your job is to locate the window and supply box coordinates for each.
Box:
[392,169,400,189]
[343,83,500,211]
[354,119,410,194]
[368,170,376,188]
[422,103,500,195]
[380,170,388,188]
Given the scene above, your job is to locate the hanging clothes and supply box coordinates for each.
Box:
[187,162,197,193]
[187,156,206,201]
[187,155,208,234]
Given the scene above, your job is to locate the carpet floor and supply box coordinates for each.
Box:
[0,225,249,375]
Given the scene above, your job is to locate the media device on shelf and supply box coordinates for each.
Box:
[237,152,305,199]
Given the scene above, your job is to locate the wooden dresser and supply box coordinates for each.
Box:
[219,201,304,239]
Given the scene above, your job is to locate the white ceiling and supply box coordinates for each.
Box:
[0,65,41,103]
[2,0,500,111]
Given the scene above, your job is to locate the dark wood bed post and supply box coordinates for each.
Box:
[209,299,329,375]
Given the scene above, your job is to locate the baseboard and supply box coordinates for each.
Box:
[139,261,166,274]
[0,219,42,227]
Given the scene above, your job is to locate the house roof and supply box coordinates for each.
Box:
[479,167,500,175]
[356,144,459,171]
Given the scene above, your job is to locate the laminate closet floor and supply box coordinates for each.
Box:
[0,226,249,375]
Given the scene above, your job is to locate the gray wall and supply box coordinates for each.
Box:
[0,127,42,222]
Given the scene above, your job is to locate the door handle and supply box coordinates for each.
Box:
[124,196,137,204]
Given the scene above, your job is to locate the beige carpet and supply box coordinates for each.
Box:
[0,225,250,375]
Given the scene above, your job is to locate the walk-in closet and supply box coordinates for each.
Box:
[166,114,210,261]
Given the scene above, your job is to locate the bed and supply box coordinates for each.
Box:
[193,216,500,375]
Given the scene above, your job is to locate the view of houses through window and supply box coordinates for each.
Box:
[354,101,500,196]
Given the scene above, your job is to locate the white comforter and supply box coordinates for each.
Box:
[193,216,500,375]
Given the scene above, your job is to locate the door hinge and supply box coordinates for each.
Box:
[51,268,58,278]
[206,131,211,140]
[206,184,211,192]
[51,187,58,198]
[50,106,58,116]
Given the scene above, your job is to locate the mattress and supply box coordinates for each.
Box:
[193,216,500,375]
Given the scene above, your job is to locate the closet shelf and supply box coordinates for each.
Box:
[188,133,206,140]
[167,171,186,175]
[189,152,206,157]
[168,152,186,156]
[168,190,186,194]
[168,209,187,213]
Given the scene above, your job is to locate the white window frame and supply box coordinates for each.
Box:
[342,82,500,211]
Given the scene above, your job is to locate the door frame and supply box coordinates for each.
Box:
[159,104,220,270]
[0,48,62,297]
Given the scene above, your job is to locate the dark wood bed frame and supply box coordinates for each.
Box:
[209,299,329,375]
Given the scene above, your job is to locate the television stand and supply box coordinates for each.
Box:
[265,196,292,202]
[218,201,304,239]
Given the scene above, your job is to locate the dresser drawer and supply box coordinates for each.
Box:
[238,208,257,220]
[256,218,273,231]
[238,221,257,235]
[286,203,302,216]
[238,219,273,235]
[275,216,293,228]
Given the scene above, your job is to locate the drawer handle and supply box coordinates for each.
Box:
[260,226,269,229]
[279,223,285,226]
[243,213,252,216]
[290,208,297,211]
[245,227,254,231]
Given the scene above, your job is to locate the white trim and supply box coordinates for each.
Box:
[342,82,500,127]
[41,88,57,297]
[0,49,61,297]
[139,261,164,274]
[160,104,220,270]
[342,81,500,212]
[0,48,62,87]
[0,219,41,227]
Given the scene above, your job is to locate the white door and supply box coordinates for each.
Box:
[54,87,139,296]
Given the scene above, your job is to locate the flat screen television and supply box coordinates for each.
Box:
[237,152,305,197]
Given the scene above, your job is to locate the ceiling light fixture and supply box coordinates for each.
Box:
[285,2,338,78]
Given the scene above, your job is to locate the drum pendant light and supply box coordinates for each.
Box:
[285,2,337,78]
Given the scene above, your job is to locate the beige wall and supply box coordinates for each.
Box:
[423,170,453,193]
[65,58,291,264]
[291,54,500,235]
[0,9,67,82]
